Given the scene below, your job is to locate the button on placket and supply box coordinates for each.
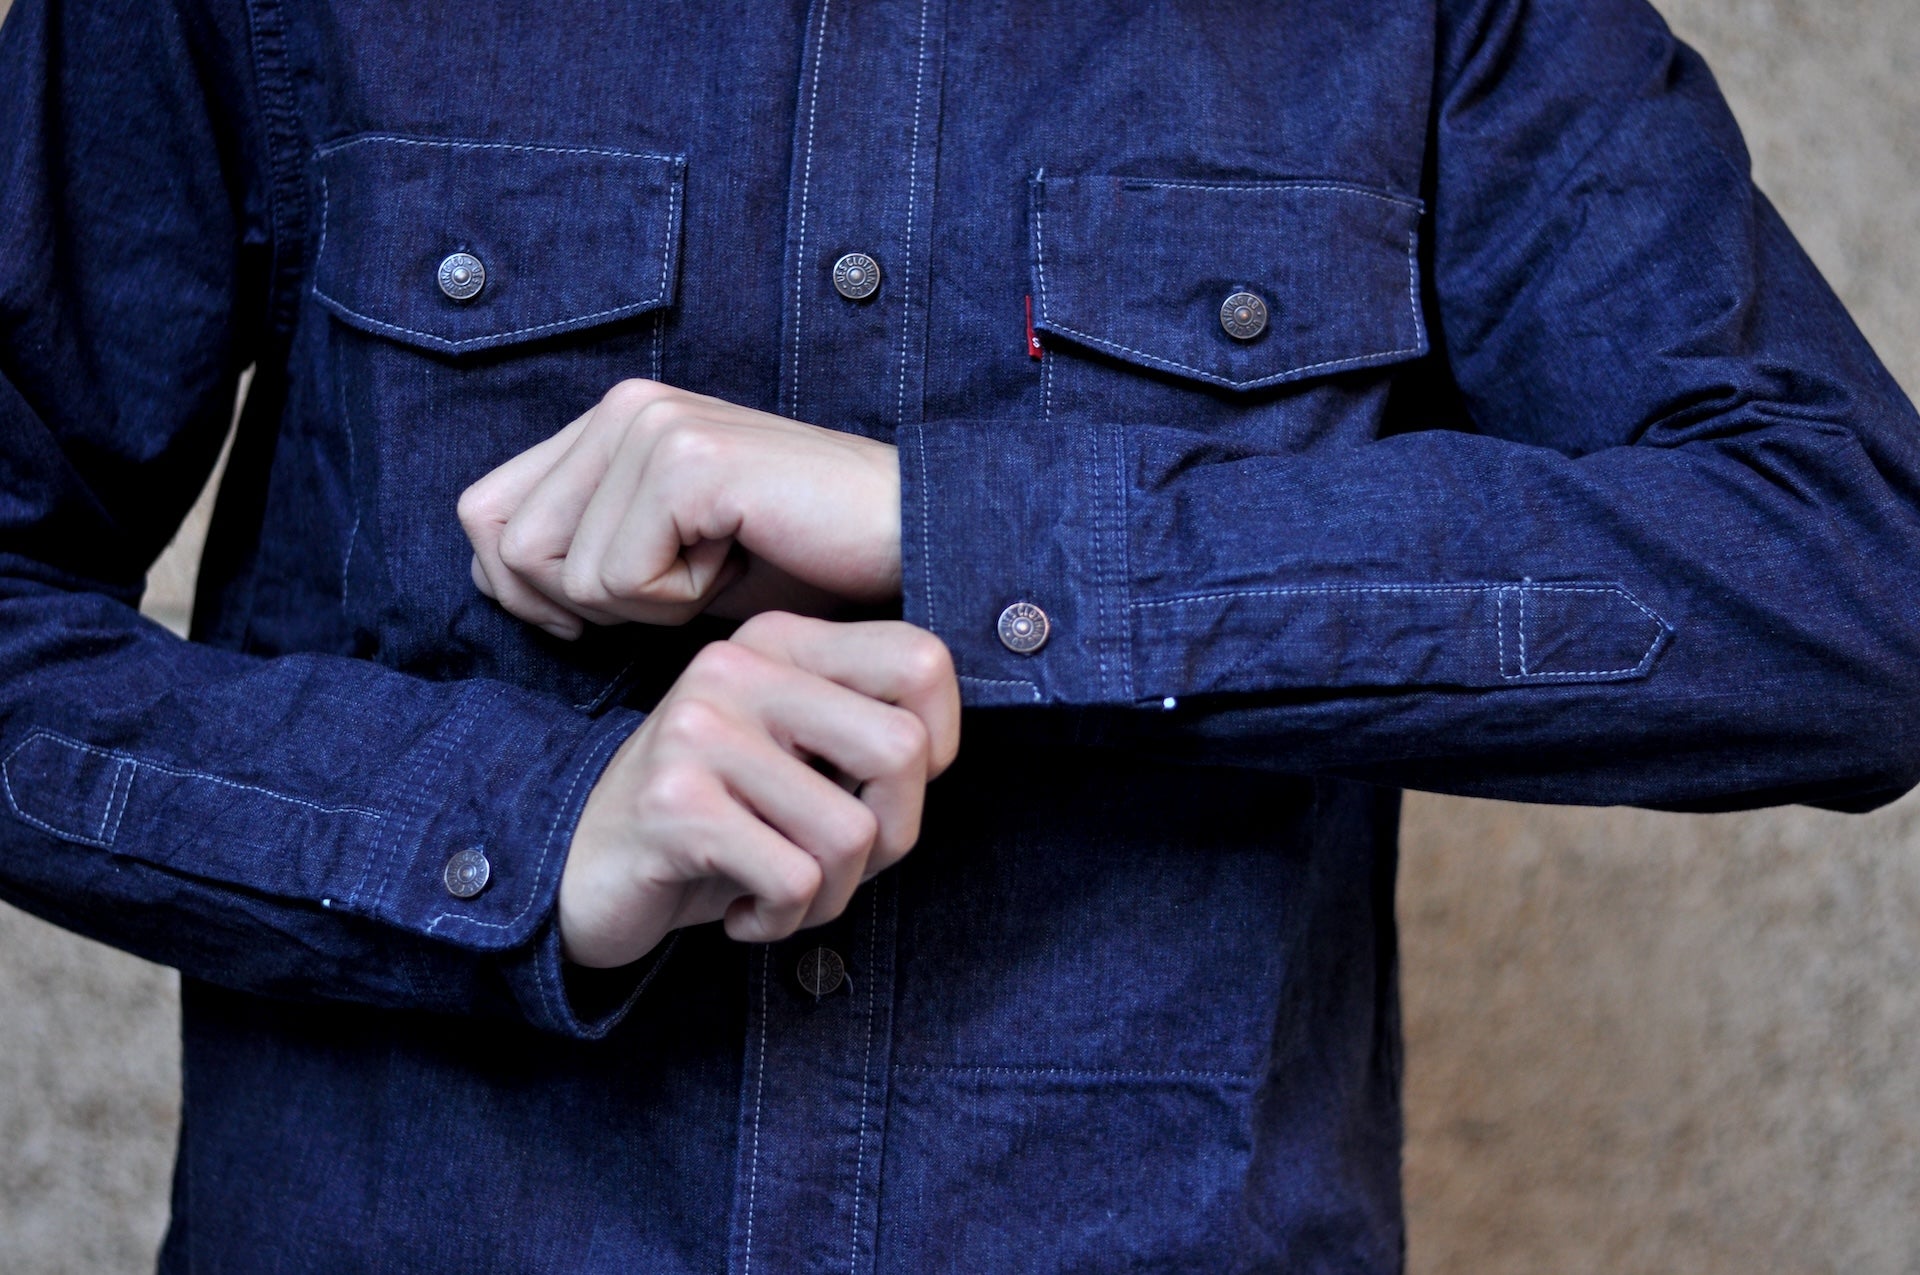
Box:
[796,946,847,999]
[832,251,882,300]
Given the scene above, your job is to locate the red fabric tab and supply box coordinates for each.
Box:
[1025,294,1044,359]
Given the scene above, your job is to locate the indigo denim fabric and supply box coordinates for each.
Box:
[3,0,1919,1270]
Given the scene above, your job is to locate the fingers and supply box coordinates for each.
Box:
[730,613,962,775]
[459,378,906,635]
[675,641,935,871]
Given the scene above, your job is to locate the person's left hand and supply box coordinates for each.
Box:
[458,379,902,639]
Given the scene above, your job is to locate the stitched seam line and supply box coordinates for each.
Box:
[362,684,494,911]
[102,760,135,845]
[784,0,834,419]
[892,0,932,434]
[1111,179,1423,210]
[917,427,935,634]
[1496,587,1509,677]
[338,369,359,605]
[1040,319,1424,387]
[847,886,881,1274]
[314,135,683,162]
[743,946,770,1275]
[894,1065,1258,1083]
[1114,425,1135,702]
[4,732,386,818]
[957,675,1041,702]
[1518,586,1530,674]
[1134,583,1668,679]
[312,290,672,349]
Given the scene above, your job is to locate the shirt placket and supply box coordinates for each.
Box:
[729,879,902,1275]
[729,1,944,1270]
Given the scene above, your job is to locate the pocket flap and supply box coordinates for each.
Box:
[1030,174,1426,391]
[313,135,685,355]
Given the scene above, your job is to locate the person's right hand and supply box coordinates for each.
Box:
[557,612,960,968]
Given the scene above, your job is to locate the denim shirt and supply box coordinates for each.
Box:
[3,0,1918,1269]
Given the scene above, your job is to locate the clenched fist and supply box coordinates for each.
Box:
[558,613,959,968]
[458,379,903,638]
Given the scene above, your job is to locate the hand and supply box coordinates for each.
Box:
[458,379,903,639]
[558,613,959,968]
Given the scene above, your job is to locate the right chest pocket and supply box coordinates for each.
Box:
[303,135,691,701]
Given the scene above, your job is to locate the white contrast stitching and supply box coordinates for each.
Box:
[893,1064,1259,1084]
[311,141,684,351]
[1518,586,1529,674]
[847,886,881,1274]
[917,430,935,633]
[338,372,359,605]
[892,0,932,433]
[1133,583,1670,680]
[743,945,770,1274]
[314,287,673,351]
[2,732,385,850]
[377,684,493,909]
[958,675,1042,701]
[1039,317,1423,388]
[314,134,682,162]
[1113,178,1424,211]
[784,0,834,420]
[1113,425,1135,702]
[1133,583,1495,609]
[1496,587,1509,676]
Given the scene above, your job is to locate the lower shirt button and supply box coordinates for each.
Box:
[796,946,846,999]
[442,848,491,899]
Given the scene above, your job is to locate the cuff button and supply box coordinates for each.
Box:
[997,601,1050,654]
[443,848,492,899]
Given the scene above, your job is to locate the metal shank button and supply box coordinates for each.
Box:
[1220,290,1268,340]
[832,252,881,301]
[797,947,846,999]
[443,848,491,899]
[438,252,486,302]
[997,601,1050,654]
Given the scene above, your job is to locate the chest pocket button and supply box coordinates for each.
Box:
[1220,290,1268,340]
[437,252,486,301]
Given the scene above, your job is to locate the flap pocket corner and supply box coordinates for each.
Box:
[312,135,686,355]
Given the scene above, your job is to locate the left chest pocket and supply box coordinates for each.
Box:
[1028,173,1427,424]
[313,135,685,354]
[303,136,691,705]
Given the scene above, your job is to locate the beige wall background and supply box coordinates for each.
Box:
[1,1,1916,1270]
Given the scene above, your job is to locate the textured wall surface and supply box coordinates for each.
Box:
[1,1,1915,1271]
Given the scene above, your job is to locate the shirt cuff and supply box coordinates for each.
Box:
[898,417,1133,707]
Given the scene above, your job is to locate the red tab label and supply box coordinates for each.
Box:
[1025,294,1044,359]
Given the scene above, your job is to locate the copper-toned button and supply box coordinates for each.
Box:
[997,601,1050,654]
[1220,290,1268,340]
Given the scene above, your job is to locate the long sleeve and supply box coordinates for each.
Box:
[898,0,1920,810]
[0,0,645,1036]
